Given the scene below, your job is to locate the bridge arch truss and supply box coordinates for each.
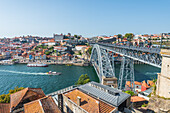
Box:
[90,44,115,82]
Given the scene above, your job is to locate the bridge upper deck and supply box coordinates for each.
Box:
[97,43,161,54]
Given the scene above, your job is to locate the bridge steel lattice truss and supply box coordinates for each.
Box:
[90,43,162,91]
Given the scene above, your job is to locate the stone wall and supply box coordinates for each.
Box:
[156,49,170,98]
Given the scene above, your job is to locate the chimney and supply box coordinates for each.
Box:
[77,96,81,106]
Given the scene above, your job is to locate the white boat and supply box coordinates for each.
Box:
[27,63,48,67]
[47,71,61,75]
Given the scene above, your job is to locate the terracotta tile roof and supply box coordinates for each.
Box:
[0,103,10,113]
[142,80,150,88]
[148,80,155,86]
[131,96,147,102]
[24,96,61,113]
[64,89,115,113]
[10,88,45,110]
[24,100,43,113]
[40,96,61,113]
[126,81,142,88]
[134,81,142,85]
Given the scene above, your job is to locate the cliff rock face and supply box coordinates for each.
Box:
[147,95,170,113]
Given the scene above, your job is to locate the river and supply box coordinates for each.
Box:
[0,64,160,95]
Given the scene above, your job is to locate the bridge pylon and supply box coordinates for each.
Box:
[118,56,135,92]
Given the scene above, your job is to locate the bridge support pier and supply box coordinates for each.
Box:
[102,76,118,88]
[118,56,135,92]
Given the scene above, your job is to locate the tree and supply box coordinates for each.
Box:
[77,36,81,39]
[75,74,91,85]
[138,37,142,40]
[124,90,135,96]
[99,38,103,41]
[74,35,78,38]
[12,59,17,62]
[88,47,92,55]
[125,33,134,41]
[118,34,123,42]
[49,46,54,51]
[68,33,71,36]
[0,86,24,103]
[45,51,50,55]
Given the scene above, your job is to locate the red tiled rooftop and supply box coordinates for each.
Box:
[24,96,61,113]
[131,96,147,102]
[0,103,10,113]
[64,89,115,113]
[10,88,45,110]
[142,80,150,88]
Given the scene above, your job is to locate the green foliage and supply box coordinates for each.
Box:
[141,103,148,107]
[12,59,17,62]
[99,38,103,41]
[75,74,91,85]
[151,78,157,95]
[117,34,122,38]
[49,46,54,51]
[125,33,134,41]
[125,90,135,96]
[45,51,50,55]
[157,95,170,100]
[138,37,142,39]
[88,47,92,55]
[78,51,82,55]
[37,45,48,49]
[153,84,156,95]
[118,34,123,41]
[0,86,24,103]
[147,93,151,97]
[152,78,157,83]
[77,36,81,39]
[74,35,78,38]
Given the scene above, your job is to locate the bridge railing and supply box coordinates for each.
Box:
[92,43,161,54]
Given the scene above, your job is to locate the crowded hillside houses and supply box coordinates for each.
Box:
[0,33,91,64]
[93,33,170,47]
[0,82,132,113]
[0,33,170,63]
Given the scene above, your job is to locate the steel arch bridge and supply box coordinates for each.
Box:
[90,43,162,91]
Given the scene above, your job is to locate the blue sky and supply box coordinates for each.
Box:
[0,0,170,38]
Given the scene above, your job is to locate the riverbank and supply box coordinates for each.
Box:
[0,59,90,66]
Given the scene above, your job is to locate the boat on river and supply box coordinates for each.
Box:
[27,63,48,67]
[47,71,61,75]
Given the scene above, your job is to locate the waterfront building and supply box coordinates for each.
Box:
[54,81,131,113]
[125,81,142,92]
